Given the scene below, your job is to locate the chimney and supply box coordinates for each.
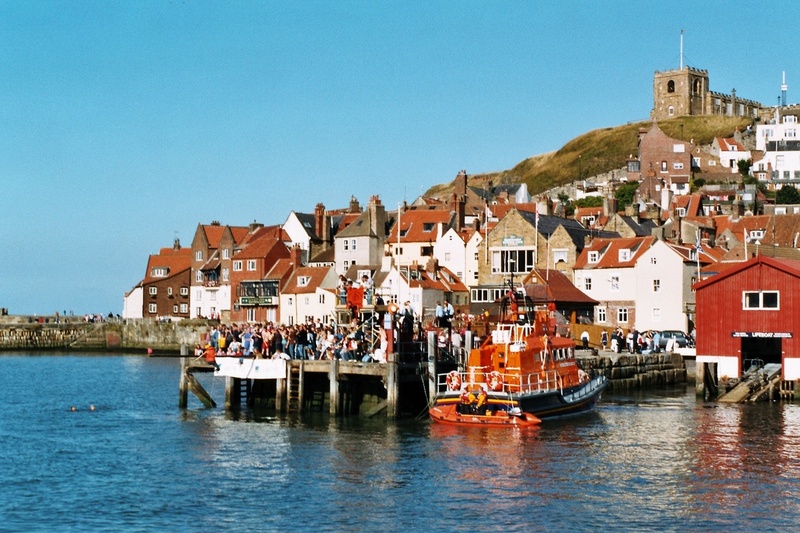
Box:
[315,203,325,240]
[249,220,263,232]
[173,237,181,250]
[291,244,303,267]
[349,196,361,213]
[368,195,387,239]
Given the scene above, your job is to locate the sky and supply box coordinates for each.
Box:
[2,1,800,316]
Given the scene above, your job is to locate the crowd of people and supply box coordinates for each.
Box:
[600,327,669,354]
[194,320,392,367]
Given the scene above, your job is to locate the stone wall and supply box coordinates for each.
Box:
[578,352,687,391]
[0,319,216,353]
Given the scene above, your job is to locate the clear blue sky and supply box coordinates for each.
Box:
[2,1,799,316]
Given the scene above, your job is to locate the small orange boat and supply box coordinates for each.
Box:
[429,304,607,426]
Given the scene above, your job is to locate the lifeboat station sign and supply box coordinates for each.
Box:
[731,332,793,338]
[502,235,524,246]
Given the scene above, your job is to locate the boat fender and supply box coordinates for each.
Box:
[446,370,461,391]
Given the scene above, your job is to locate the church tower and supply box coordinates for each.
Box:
[652,67,709,121]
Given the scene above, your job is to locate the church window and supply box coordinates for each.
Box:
[667,80,675,93]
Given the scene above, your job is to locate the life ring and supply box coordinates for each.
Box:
[446,371,462,391]
[486,370,504,392]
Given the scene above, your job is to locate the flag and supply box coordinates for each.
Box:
[695,230,703,254]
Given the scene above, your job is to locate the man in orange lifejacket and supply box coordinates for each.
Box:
[203,344,220,371]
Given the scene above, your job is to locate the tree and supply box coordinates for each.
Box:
[575,196,604,208]
[614,182,639,209]
[776,184,800,204]
[737,159,752,177]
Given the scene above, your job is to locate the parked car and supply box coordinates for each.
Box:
[657,330,694,349]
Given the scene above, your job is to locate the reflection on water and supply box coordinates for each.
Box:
[1,355,800,531]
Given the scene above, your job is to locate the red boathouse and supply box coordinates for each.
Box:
[694,255,800,382]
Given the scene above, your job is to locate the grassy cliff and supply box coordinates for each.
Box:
[425,116,752,197]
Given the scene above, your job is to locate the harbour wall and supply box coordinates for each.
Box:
[577,352,688,391]
[0,319,211,353]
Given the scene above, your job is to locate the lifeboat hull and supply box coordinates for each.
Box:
[428,403,541,428]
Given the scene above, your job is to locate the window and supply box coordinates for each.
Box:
[491,249,536,274]
[617,308,628,323]
[167,287,173,296]
[423,223,435,231]
[650,257,657,265]
[149,287,157,296]
[222,268,229,282]
[350,239,356,250]
[195,271,203,282]
[588,251,599,263]
[444,253,451,261]
[180,287,189,296]
[180,303,188,314]
[743,291,779,310]
[674,162,684,170]
[584,278,592,291]
[343,240,349,251]
[611,276,619,291]
[652,308,661,322]
[298,276,310,287]
[319,293,325,304]
[233,261,243,271]
[597,307,606,323]
[474,252,479,261]
[661,161,668,172]
[151,267,168,277]
[195,251,203,261]
[148,303,157,314]
[653,279,660,292]
[618,249,631,262]
[172,304,178,314]
[667,80,675,93]
[749,230,765,241]
[472,271,479,281]
[247,309,257,322]
[668,106,674,117]
[627,161,640,172]
[222,249,230,260]
[676,207,686,217]
[247,260,257,271]
[553,249,568,264]
[421,246,433,257]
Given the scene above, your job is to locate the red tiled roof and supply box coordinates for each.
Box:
[573,236,654,269]
[388,209,453,243]
[143,247,191,284]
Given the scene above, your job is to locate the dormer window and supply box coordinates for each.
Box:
[588,251,599,263]
[618,249,631,262]
[151,267,168,277]
[676,207,686,217]
[399,228,409,237]
[423,223,435,232]
[749,230,765,241]
[297,276,310,287]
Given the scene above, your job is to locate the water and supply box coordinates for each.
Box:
[1,354,799,532]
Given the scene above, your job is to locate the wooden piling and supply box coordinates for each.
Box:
[179,357,188,408]
[387,351,398,418]
[427,330,437,405]
[329,357,340,416]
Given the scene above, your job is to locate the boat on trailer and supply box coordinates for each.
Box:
[429,304,607,427]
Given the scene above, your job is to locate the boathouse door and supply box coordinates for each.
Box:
[740,337,782,370]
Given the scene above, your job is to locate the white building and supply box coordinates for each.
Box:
[753,111,800,189]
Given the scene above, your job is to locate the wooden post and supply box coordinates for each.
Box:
[329,357,340,416]
[179,357,189,408]
[387,351,398,419]
[427,330,437,405]
[276,362,287,413]
[298,360,305,413]
[464,330,473,369]
[225,376,235,409]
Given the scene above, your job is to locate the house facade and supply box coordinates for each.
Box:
[573,237,655,329]
[123,239,191,320]
[189,222,251,320]
[334,195,387,275]
[278,265,338,326]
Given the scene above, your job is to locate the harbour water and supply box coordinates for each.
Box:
[2,353,799,532]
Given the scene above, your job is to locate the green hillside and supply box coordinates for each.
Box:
[426,116,752,197]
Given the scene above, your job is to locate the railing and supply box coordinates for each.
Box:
[435,369,563,395]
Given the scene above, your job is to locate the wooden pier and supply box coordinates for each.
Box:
[178,331,453,418]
